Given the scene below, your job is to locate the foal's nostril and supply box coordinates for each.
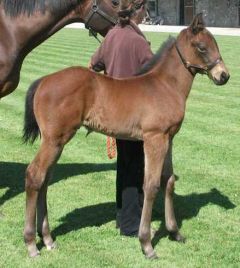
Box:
[220,72,230,84]
[214,71,230,85]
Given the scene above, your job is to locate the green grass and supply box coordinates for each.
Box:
[0,28,240,267]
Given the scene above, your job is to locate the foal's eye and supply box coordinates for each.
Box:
[112,0,119,6]
[197,46,207,53]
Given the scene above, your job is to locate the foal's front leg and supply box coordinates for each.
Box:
[162,141,185,241]
[139,133,169,259]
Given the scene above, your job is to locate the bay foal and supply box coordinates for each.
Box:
[23,14,229,258]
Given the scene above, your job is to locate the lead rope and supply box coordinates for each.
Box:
[106,136,116,159]
[89,32,115,159]
[88,20,115,159]
[89,28,102,43]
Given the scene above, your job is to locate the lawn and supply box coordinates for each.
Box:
[0,28,239,267]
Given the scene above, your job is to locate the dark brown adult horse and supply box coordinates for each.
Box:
[0,0,119,99]
[23,14,229,258]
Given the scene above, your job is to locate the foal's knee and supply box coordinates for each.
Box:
[25,164,44,191]
[144,181,160,200]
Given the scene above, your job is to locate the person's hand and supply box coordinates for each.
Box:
[90,62,106,73]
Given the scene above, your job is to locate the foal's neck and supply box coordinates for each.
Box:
[154,42,195,100]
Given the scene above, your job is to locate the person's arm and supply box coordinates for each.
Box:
[136,37,154,66]
[90,45,106,72]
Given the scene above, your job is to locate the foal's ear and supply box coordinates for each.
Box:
[190,13,205,35]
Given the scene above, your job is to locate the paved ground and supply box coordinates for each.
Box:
[66,23,240,36]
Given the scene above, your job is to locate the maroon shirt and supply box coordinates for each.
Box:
[91,22,153,78]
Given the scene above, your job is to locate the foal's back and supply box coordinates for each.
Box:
[34,66,184,140]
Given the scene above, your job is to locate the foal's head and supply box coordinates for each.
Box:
[176,13,230,85]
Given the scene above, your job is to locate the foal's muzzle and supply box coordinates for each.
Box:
[209,61,230,86]
[213,71,230,85]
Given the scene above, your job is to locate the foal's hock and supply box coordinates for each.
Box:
[23,13,229,258]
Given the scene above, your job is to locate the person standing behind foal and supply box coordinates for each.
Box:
[90,0,153,236]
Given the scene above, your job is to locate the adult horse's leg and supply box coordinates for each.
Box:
[24,140,63,257]
[139,133,169,259]
[162,141,185,241]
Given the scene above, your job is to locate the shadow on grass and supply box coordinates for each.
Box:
[52,187,236,243]
[52,202,116,239]
[0,161,116,206]
[151,187,236,247]
[0,161,236,247]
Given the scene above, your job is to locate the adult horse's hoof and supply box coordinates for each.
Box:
[169,231,186,243]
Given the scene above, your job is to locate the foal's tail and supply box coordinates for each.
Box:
[23,79,42,144]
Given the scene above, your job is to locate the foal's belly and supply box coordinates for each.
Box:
[83,119,143,141]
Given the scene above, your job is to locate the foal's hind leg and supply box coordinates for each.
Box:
[162,141,185,242]
[163,174,185,242]
[37,168,57,250]
[24,141,62,257]
[139,133,169,259]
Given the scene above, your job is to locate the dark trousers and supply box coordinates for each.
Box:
[116,139,144,236]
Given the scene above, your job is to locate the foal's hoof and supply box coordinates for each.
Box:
[27,243,40,258]
[169,231,186,243]
[46,241,57,251]
[145,251,158,260]
[29,249,40,258]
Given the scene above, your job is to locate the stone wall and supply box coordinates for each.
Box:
[156,0,239,27]
[157,0,180,25]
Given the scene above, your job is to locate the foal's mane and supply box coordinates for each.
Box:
[1,0,81,17]
[137,36,176,75]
